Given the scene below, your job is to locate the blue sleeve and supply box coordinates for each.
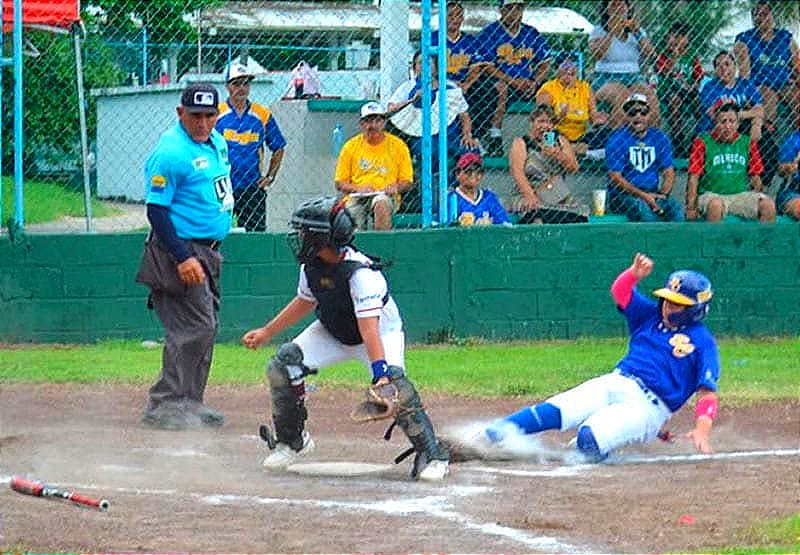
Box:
[488,191,510,224]
[779,133,800,163]
[620,289,658,333]
[147,203,192,262]
[745,80,763,105]
[531,29,550,62]
[605,132,626,173]
[695,331,721,392]
[658,132,674,169]
[264,115,287,151]
[475,25,495,61]
[699,81,715,111]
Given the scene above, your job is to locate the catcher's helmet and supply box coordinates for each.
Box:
[653,270,713,328]
[287,196,355,263]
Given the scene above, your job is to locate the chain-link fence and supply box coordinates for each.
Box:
[2,0,799,233]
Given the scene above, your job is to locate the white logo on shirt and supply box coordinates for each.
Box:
[628,145,655,173]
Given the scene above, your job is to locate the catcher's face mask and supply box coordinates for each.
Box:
[288,229,329,264]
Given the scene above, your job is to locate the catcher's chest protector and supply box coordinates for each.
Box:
[305,260,384,345]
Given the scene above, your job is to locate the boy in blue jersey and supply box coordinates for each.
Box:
[136,83,233,430]
[469,0,551,155]
[216,64,287,231]
[448,152,511,226]
[483,252,721,462]
[605,94,684,221]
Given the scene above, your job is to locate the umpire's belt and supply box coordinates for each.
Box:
[191,238,222,250]
[617,369,665,408]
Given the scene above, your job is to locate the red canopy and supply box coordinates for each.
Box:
[3,0,80,32]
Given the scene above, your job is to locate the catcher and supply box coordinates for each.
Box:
[241,196,449,481]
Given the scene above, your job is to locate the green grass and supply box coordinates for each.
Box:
[1,337,797,404]
[1,176,118,224]
[723,514,800,554]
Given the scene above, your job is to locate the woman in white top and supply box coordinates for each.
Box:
[589,0,660,129]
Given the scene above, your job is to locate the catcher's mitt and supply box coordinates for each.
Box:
[350,382,400,422]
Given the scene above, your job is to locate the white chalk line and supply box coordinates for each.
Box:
[9,447,792,551]
[1,473,586,552]
[465,447,800,477]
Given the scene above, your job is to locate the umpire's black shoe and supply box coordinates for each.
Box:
[185,399,225,426]
[142,401,194,430]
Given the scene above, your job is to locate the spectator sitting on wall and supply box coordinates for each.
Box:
[734,0,799,134]
[387,51,479,171]
[588,0,660,130]
[686,100,775,223]
[535,53,609,159]
[216,64,286,232]
[334,102,413,231]
[431,1,494,95]
[469,0,551,157]
[605,93,683,222]
[698,51,779,188]
[774,127,800,220]
[654,21,704,158]
[447,152,511,226]
[508,104,588,224]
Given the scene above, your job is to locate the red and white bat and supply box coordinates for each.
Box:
[10,476,109,511]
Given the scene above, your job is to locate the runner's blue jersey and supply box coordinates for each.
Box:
[616,289,720,412]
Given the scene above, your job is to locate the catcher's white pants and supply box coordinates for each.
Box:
[548,371,673,455]
[293,320,406,376]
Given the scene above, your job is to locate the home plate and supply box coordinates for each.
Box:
[286,462,392,476]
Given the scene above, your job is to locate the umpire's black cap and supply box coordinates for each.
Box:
[181,83,219,114]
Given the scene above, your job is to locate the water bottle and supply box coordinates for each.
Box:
[332,123,344,157]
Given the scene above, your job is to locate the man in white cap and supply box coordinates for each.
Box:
[334,101,413,230]
[215,63,286,231]
[605,93,683,221]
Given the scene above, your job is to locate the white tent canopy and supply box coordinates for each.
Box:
[190,2,594,35]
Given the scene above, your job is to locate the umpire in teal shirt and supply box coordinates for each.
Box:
[136,83,233,430]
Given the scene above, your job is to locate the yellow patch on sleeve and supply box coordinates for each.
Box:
[151,175,167,188]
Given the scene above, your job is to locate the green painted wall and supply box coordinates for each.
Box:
[1,223,799,344]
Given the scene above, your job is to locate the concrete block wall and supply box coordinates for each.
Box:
[2,224,798,344]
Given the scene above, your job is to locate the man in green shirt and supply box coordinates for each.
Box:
[686,100,775,222]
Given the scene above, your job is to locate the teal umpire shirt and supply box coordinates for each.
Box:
[144,123,233,241]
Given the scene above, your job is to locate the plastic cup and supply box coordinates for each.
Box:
[592,189,607,216]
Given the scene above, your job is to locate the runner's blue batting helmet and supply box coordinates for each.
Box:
[653,270,713,327]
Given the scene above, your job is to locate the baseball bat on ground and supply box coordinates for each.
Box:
[10,476,109,511]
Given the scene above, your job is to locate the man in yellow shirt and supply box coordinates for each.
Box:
[335,102,414,230]
[536,54,609,158]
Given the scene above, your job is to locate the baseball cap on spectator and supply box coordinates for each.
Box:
[225,64,255,83]
[457,152,483,171]
[499,0,524,5]
[180,83,219,114]
[360,101,387,119]
[622,93,649,112]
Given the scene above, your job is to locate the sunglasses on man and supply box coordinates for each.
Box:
[626,107,649,116]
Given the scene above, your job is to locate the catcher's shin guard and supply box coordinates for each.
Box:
[266,342,315,451]
[388,366,449,477]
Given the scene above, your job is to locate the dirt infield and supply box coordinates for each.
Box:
[1,383,797,553]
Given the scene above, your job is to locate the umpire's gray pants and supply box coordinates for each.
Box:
[148,244,221,408]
